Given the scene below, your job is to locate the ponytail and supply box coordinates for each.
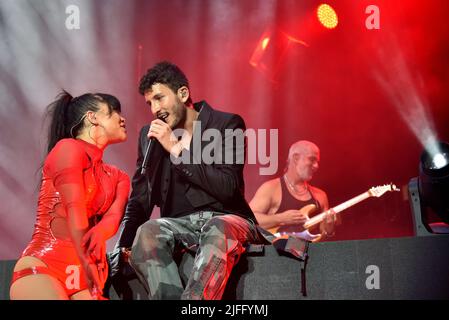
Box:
[46,90,73,154]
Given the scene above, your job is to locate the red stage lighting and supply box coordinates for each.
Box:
[250,28,308,83]
[317,4,338,29]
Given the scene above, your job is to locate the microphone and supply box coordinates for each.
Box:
[141,115,167,175]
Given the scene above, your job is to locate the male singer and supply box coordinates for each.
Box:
[115,61,262,299]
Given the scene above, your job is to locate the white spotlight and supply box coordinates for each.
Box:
[432,153,448,170]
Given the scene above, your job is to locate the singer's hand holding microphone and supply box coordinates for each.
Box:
[141,116,185,175]
[147,118,183,156]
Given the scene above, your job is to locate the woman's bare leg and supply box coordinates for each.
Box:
[9,256,69,300]
[70,289,93,300]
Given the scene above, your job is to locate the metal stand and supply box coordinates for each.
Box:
[409,177,449,236]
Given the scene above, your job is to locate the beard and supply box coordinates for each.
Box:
[170,98,187,129]
[297,167,313,182]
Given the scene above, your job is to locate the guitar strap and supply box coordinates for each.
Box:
[301,251,309,297]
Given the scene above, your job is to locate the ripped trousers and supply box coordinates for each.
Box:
[130,212,260,300]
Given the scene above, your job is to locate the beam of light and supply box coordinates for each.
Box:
[372,36,443,161]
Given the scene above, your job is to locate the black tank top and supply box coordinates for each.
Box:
[277,176,321,216]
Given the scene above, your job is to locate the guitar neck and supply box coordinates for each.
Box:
[304,191,372,229]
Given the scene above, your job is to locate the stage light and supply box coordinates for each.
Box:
[249,27,308,83]
[261,37,270,50]
[430,153,448,170]
[419,141,449,222]
[317,4,338,29]
[409,141,449,235]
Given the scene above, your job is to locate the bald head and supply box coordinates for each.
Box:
[286,140,320,181]
[288,140,320,161]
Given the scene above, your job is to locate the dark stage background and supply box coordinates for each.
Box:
[1,0,448,259]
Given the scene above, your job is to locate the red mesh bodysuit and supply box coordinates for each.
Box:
[11,138,130,297]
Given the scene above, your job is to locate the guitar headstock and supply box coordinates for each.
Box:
[369,183,400,198]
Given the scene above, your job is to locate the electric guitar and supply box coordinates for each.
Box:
[268,183,400,241]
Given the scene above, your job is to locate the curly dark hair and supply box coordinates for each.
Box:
[138,61,191,103]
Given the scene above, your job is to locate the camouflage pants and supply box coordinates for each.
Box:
[129,212,260,300]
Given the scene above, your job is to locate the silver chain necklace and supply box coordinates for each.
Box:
[283,174,309,195]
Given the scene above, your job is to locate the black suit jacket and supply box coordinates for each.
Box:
[116,101,256,248]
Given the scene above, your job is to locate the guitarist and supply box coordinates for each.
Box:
[249,140,339,240]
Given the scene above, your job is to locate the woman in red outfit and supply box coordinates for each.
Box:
[9,91,130,300]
